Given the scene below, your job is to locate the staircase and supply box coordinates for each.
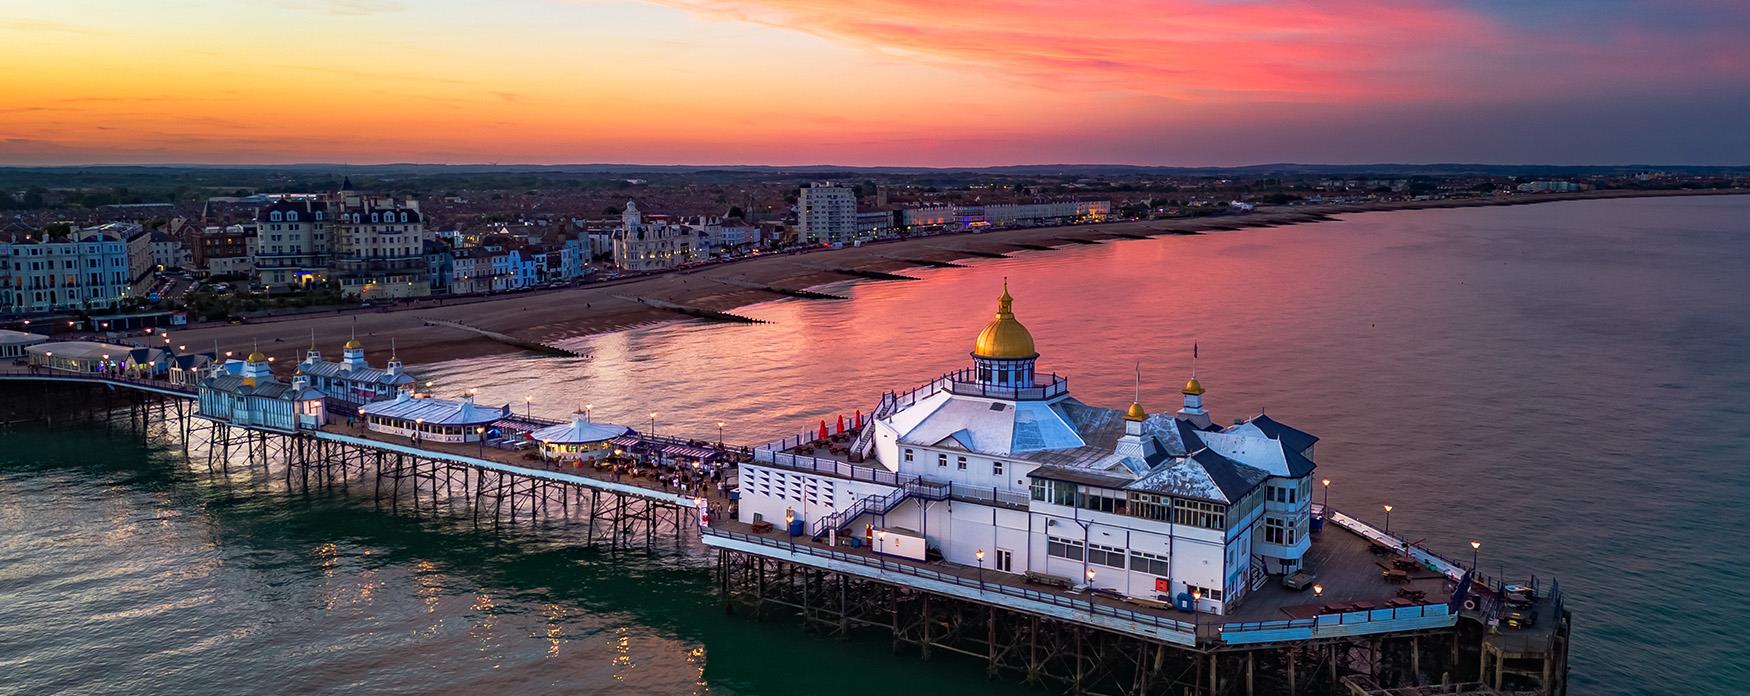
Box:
[1249,554,1269,592]
[811,479,950,539]
[851,391,898,460]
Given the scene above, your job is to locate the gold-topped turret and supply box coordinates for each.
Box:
[1182,378,1205,396]
[1125,402,1147,421]
[344,338,363,350]
[247,351,267,363]
[972,281,1038,359]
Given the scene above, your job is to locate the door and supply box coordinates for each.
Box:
[995,548,1014,573]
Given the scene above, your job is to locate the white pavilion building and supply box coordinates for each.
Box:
[197,350,328,431]
[360,392,508,443]
[736,284,1319,615]
[531,412,632,462]
[296,337,417,405]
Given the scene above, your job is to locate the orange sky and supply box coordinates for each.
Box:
[2,0,1747,165]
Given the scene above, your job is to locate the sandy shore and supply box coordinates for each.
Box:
[162,188,1742,368]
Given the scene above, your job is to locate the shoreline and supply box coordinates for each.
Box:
[163,188,1744,368]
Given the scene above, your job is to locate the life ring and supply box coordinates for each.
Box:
[1462,598,1478,611]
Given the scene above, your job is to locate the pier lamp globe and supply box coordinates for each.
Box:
[1312,584,1323,599]
[1321,478,1331,507]
[1471,540,1482,571]
[1383,504,1394,534]
[976,549,986,589]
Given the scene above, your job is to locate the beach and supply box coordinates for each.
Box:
[161,188,1742,367]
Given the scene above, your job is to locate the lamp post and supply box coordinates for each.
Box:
[1312,583,1324,600]
[585,404,594,422]
[1470,539,1481,572]
[1383,504,1393,535]
[717,421,726,447]
[976,549,985,590]
[1086,568,1097,612]
[477,426,486,457]
[648,412,657,439]
[1321,478,1331,508]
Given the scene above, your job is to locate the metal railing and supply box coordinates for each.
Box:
[704,526,1199,635]
[752,446,918,487]
[0,367,197,396]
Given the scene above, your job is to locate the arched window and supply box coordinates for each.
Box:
[370,213,380,223]
[287,212,298,222]
[400,212,409,222]
[269,211,282,221]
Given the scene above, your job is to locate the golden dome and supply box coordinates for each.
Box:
[247,351,267,363]
[1125,402,1147,421]
[344,339,363,350]
[1182,378,1205,396]
[972,282,1037,359]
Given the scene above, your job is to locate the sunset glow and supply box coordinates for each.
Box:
[3,0,1748,165]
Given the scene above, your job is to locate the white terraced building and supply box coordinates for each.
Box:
[735,284,1319,615]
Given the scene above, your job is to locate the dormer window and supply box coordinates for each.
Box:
[399,212,409,222]
[287,212,298,222]
[269,211,282,221]
[314,212,324,221]
[370,213,380,223]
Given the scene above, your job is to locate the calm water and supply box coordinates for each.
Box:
[6,195,1750,693]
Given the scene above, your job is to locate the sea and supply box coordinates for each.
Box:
[4,194,1748,694]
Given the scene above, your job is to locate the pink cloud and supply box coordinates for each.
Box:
[654,0,1512,101]
[652,0,1750,105]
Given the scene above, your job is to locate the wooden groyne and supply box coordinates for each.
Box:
[1104,232,1152,240]
[422,319,584,357]
[711,278,847,300]
[879,255,967,268]
[932,246,1010,259]
[1007,242,1056,251]
[1054,237,1100,245]
[800,264,920,281]
[611,295,766,323]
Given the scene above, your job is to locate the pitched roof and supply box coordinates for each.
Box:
[360,394,507,426]
[1246,412,1320,452]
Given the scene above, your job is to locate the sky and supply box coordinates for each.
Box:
[1,0,1747,167]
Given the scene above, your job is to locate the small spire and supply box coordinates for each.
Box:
[390,337,397,361]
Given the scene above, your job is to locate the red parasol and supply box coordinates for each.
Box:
[836,415,846,434]
[854,410,863,428]
[818,420,829,441]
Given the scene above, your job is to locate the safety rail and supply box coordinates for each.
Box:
[703,526,1200,636]
[0,368,198,396]
[851,391,898,458]
[752,446,919,487]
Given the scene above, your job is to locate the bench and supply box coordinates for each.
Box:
[1023,571,1074,589]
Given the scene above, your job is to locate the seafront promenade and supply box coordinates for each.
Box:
[144,188,1746,369]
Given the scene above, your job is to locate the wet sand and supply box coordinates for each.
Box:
[162,188,1742,367]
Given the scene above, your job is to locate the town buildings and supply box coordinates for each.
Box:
[610,201,706,272]
[1,222,152,315]
[901,200,1110,230]
[736,284,1318,614]
[797,182,857,245]
[253,196,331,290]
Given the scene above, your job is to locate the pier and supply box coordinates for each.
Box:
[0,368,1569,695]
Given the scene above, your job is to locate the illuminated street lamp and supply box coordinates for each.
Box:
[1321,478,1331,508]
[975,548,986,589]
[1470,539,1482,571]
[717,421,726,446]
[584,404,594,422]
[1087,568,1097,611]
[477,426,487,457]
[1312,583,1324,599]
[1383,504,1394,535]
[648,412,657,439]
[524,394,533,419]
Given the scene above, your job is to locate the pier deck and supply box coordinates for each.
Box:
[709,508,1457,633]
